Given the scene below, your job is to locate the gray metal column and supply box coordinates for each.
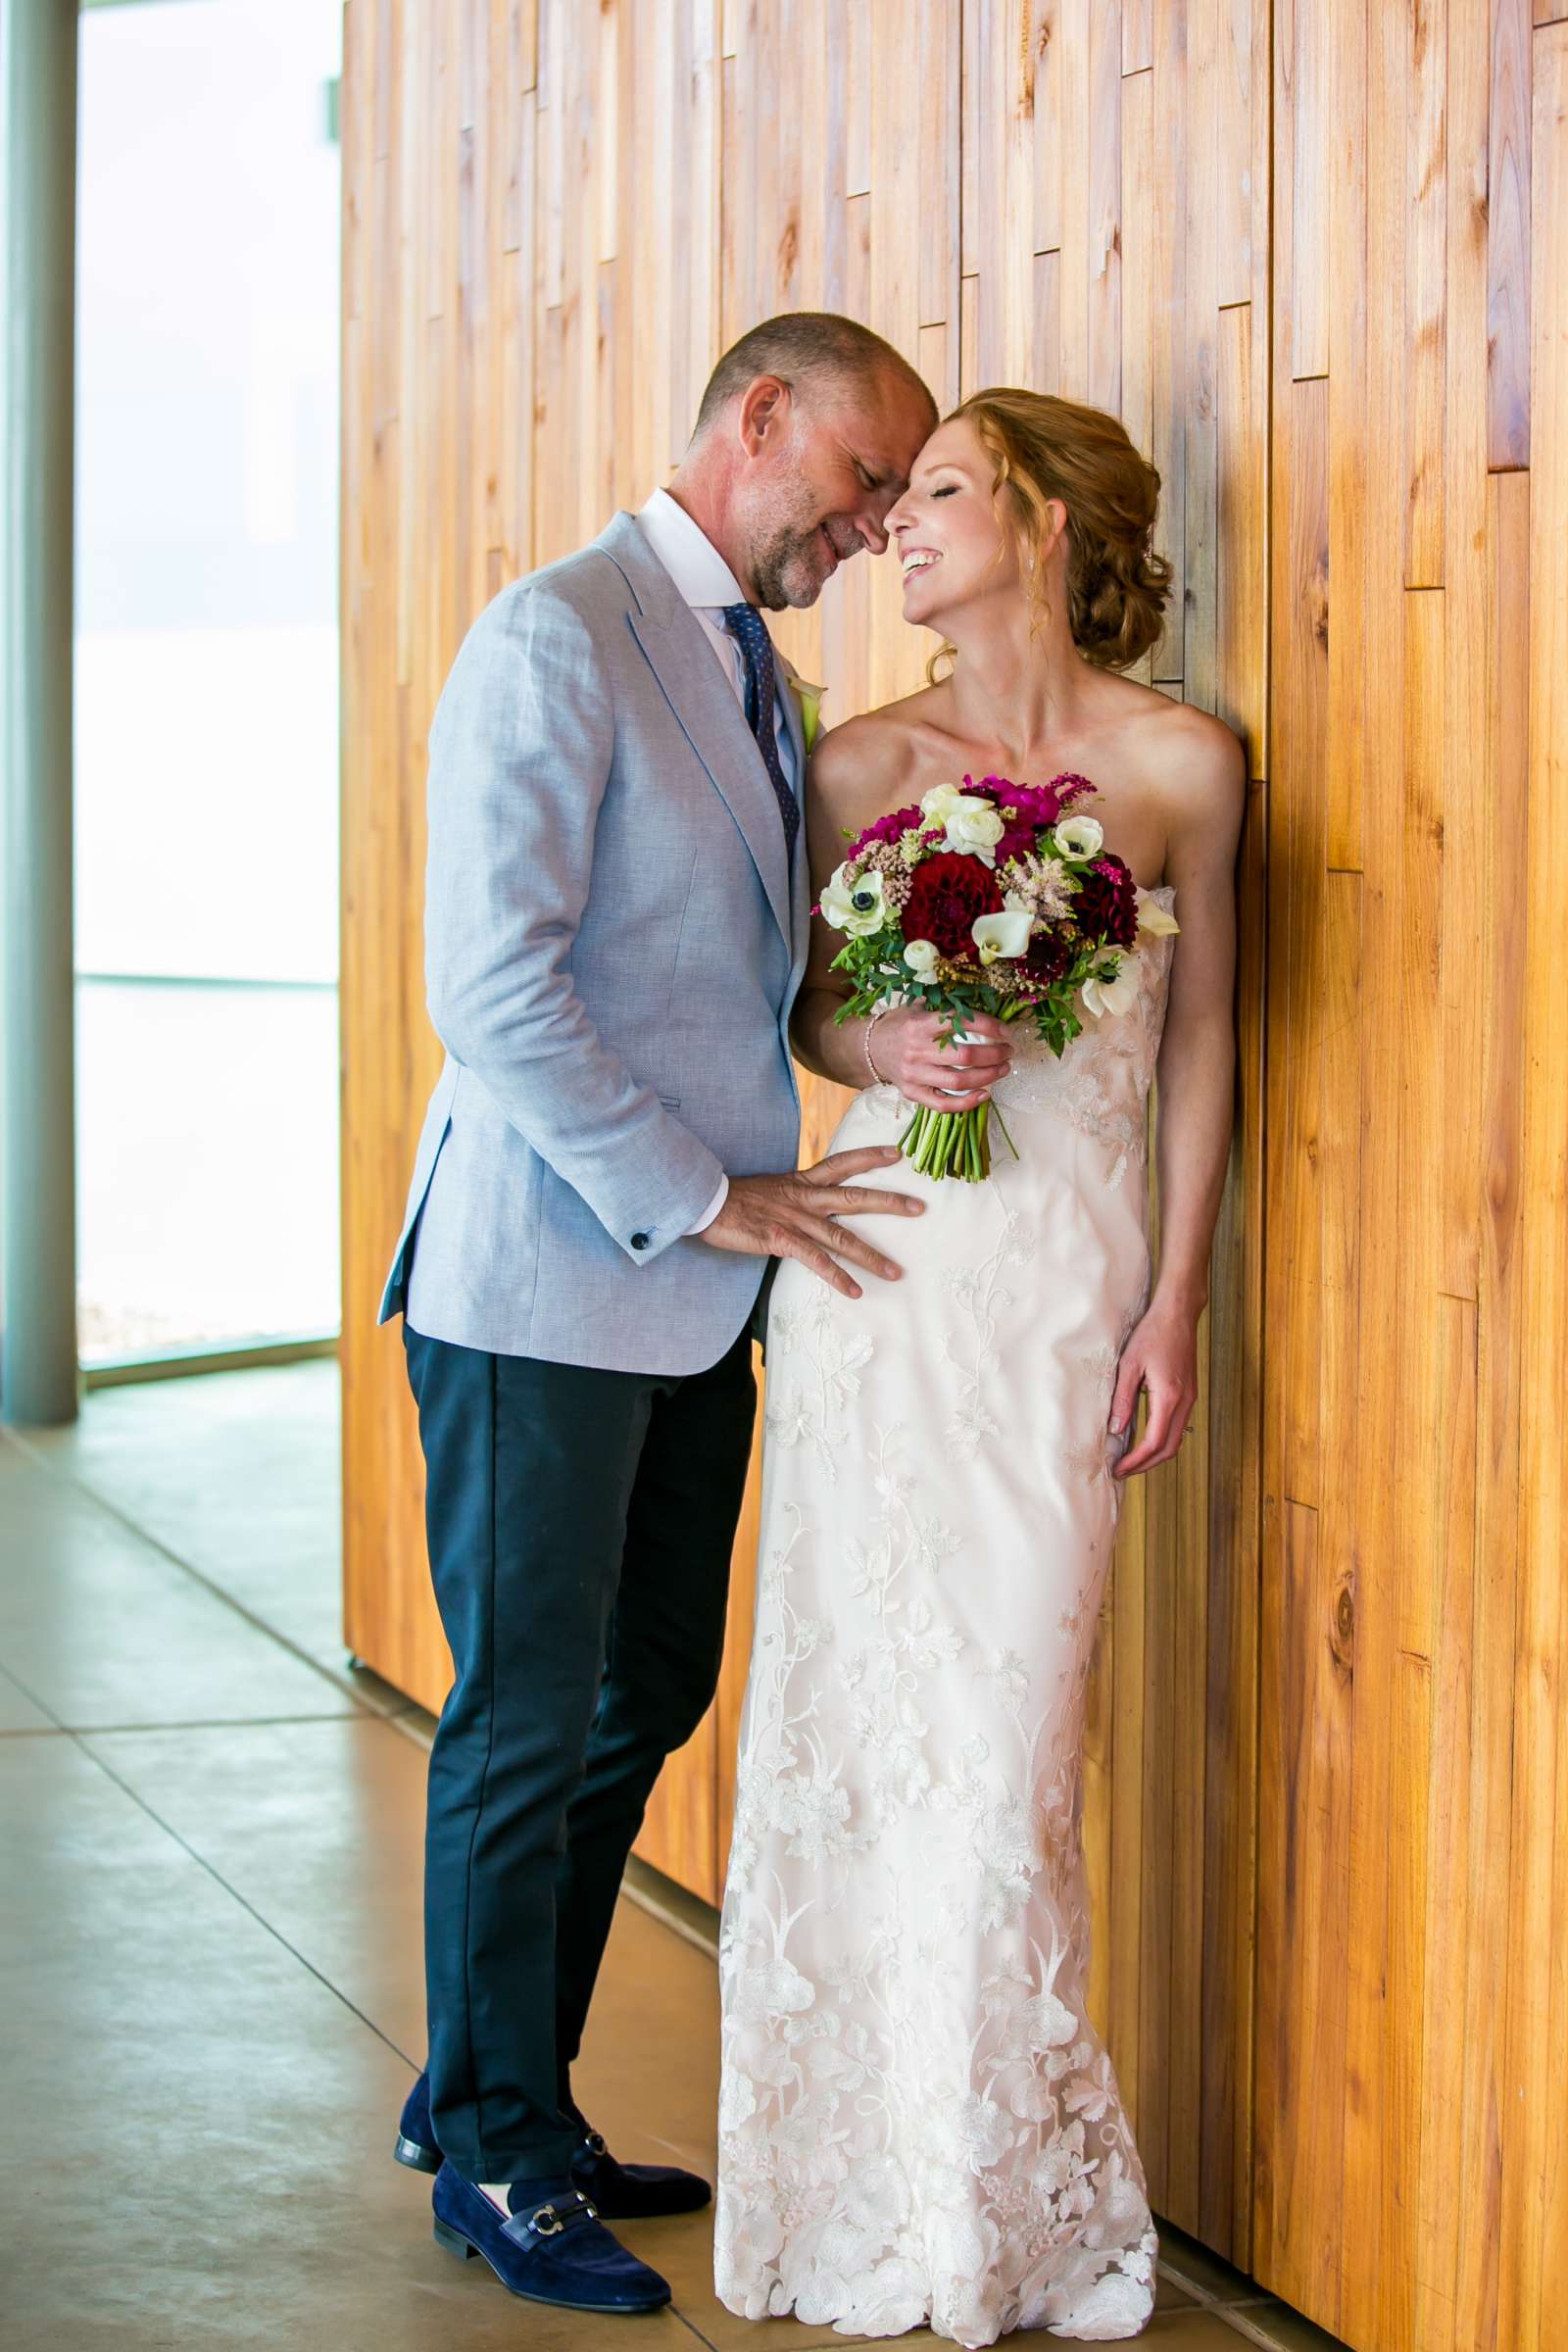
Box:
[2,0,79,1425]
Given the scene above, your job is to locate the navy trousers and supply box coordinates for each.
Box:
[402,1319,756,2181]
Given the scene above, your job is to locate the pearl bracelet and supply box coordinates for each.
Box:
[863,1003,892,1087]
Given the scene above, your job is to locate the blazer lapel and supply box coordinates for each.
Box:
[600,513,793,952]
[626,606,794,951]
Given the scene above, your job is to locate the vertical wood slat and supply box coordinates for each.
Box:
[1501,37,1568,2349]
[1403,0,1447,584]
[1148,0,1187,683]
[1254,376,1338,2320]
[1488,0,1532,466]
[1333,8,1408,2338]
[1287,0,1330,377]
[1324,0,1367,868]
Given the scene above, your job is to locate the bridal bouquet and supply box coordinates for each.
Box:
[816,773,1179,1182]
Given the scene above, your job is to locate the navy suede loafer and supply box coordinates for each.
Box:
[393,2071,711,2219]
[569,2125,711,2218]
[429,2162,671,2314]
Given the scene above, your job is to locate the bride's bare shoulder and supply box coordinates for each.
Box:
[1116,678,1245,810]
[808,689,941,824]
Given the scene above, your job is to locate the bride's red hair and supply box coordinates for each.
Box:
[951,388,1173,672]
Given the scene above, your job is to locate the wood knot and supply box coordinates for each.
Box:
[1331,1576,1355,1673]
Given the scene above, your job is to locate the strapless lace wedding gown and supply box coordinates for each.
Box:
[712,887,1178,2347]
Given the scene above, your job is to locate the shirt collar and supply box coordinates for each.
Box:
[637,487,749,613]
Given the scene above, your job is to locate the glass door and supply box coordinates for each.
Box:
[74,0,343,1366]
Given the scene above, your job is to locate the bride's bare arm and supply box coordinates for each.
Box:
[1113,708,1247,1473]
[789,718,1014,1105]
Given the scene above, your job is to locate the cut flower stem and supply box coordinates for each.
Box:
[897,1097,1020,1185]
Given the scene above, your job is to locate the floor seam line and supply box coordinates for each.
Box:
[0,1656,70,1732]
[0,1420,388,1724]
[58,1710,368,1736]
[667,2306,721,2350]
[1208,2304,1309,2350]
[69,1724,420,2072]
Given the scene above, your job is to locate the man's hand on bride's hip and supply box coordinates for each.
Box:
[698,1149,924,1300]
[865,1008,1013,1110]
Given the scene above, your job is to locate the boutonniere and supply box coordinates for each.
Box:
[779,661,826,755]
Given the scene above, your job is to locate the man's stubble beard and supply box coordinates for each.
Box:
[750,521,830,611]
[746,472,839,612]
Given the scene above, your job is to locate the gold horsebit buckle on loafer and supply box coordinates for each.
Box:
[519,2189,599,2240]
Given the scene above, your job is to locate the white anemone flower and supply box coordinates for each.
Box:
[1053,813,1104,860]
[1080,956,1141,1018]
[819,862,887,937]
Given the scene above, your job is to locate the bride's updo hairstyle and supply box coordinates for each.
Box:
[954,388,1172,670]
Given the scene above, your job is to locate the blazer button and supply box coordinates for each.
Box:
[630,1231,650,1251]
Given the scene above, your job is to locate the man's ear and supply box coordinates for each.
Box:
[737,374,790,457]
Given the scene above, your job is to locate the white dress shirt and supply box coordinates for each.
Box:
[637,487,801,1238]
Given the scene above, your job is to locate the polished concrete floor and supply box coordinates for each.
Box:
[1,1361,1348,2350]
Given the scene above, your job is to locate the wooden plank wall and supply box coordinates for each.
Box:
[340,2,1568,2335]
[1253,6,1568,2349]
[344,0,1260,2289]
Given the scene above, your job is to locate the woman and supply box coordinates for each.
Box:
[712,390,1244,2345]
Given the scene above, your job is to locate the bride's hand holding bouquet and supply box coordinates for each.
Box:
[855,1001,1015,1111]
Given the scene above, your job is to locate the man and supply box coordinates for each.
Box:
[378,313,936,2315]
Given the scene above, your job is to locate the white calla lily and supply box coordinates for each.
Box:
[819,862,887,937]
[1054,813,1104,860]
[971,909,1034,964]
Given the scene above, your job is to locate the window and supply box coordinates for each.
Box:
[74,0,342,1363]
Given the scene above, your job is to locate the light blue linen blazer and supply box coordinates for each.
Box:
[378,510,813,1374]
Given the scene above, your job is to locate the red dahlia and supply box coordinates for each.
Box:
[903,852,1004,959]
[1025,927,1073,983]
[1070,857,1140,951]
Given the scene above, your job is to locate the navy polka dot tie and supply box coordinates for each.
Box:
[721,602,800,858]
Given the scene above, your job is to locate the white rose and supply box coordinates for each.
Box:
[1135,887,1180,936]
[944,799,1006,864]
[1080,955,1141,1018]
[904,937,940,978]
[1054,814,1104,860]
[819,861,887,937]
[919,781,967,825]
[971,909,1033,964]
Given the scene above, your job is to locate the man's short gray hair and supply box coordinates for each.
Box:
[692,312,933,441]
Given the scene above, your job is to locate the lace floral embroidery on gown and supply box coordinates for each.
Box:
[714,891,1178,2347]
